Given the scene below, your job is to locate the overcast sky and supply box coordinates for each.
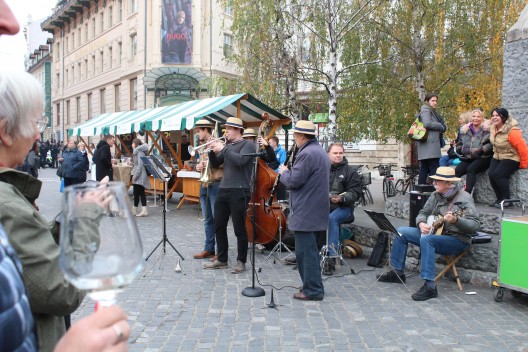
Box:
[0,0,57,69]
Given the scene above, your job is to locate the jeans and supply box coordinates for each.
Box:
[328,207,353,255]
[200,182,219,253]
[295,231,324,297]
[391,227,469,281]
[418,158,440,184]
[439,155,455,167]
[214,188,251,264]
[488,158,519,201]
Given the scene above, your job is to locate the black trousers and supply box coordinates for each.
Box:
[214,188,251,264]
[418,158,440,184]
[455,157,491,194]
[133,184,147,207]
[488,158,519,201]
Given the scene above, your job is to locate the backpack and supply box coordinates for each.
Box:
[367,231,389,267]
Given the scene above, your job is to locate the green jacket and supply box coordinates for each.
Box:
[416,184,480,245]
[0,168,102,352]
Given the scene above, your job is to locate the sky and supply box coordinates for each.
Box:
[0,0,57,69]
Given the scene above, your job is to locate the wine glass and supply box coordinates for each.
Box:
[59,182,144,306]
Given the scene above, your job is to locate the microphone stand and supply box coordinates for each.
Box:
[242,152,265,298]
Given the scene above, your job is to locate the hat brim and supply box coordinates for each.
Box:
[429,175,461,182]
[223,123,244,129]
[291,127,316,135]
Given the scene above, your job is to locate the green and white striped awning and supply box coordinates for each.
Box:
[69,93,289,137]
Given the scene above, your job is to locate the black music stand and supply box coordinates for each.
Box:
[363,210,411,293]
[142,157,184,276]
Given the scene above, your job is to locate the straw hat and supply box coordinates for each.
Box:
[429,167,461,182]
[194,119,214,128]
[291,120,317,135]
[223,117,244,129]
[242,128,257,138]
[343,239,363,258]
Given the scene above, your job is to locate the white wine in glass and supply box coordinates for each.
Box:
[60,182,144,306]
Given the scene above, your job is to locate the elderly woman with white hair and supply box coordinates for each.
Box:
[0,69,110,351]
[377,167,480,302]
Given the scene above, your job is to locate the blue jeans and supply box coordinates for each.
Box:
[295,231,324,297]
[391,227,470,281]
[328,207,353,255]
[200,182,219,253]
[439,155,455,167]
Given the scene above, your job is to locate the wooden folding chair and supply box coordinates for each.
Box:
[434,249,469,291]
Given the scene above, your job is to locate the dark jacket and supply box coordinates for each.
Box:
[455,120,493,160]
[93,140,113,181]
[61,147,87,180]
[209,139,255,190]
[0,224,37,352]
[329,158,362,213]
[416,104,446,160]
[280,139,330,232]
[416,184,480,244]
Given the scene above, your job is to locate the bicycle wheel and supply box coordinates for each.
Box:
[394,179,405,195]
[387,180,396,197]
[382,179,388,200]
[364,186,374,205]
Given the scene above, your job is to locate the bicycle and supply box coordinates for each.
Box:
[354,165,373,206]
[394,165,419,195]
[374,164,398,200]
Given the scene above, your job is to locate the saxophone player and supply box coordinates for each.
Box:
[192,120,224,260]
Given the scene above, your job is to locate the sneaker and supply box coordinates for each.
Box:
[377,270,406,284]
[284,255,297,265]
[202,260,228,270]
[231,261,246,274]
[412,283,438,301]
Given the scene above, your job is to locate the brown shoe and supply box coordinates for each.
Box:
[193,250,215,259]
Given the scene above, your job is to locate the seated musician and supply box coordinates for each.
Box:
[377,167,479,301]
[323,143,362,275]
[242,128,280,170]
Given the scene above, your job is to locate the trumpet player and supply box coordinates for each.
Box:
[192,120,223,260]
[203,117,255,274]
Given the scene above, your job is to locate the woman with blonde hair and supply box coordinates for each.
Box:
[439,111,471,167]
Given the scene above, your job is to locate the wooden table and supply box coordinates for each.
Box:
[113,164,133,186]
[176,170,201,208]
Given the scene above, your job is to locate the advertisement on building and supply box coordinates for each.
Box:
[161,0,192,64]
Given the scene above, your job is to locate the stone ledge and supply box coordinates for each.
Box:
[506,5,528,42]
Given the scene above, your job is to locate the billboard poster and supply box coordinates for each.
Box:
[161,0,193,64]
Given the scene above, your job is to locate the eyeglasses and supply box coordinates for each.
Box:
[36,115,48,133]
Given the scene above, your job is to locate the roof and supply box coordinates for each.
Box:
[69,93,290,137]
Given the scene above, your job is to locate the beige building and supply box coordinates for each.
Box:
[42,0,238,142]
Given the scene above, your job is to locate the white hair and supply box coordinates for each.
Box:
[0,69,44,139]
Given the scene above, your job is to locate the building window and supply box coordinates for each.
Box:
[76,97,81,122]
[108,47,112,69]
[65,36,68,53]
[118,0,122,22]
[84,59,88,79]
[118,43,122,65]
[56,103,60,126]
[84,23,88,43]
[100,89,106,113]
[225,3,234,16]
[66,100,70,125]
[65,69,69,86]
[71,32,75,50]
[130,78,137,110]
[56,42,60,58]
[78,62,81,81]
[100,12,104,34]
[108,6,113,27]
[92,18,96,38]
[87,93,92,119]
[92,55,96,76]
[78,27,81,46]
[223,34,233,57]
[130,0,137,13]
[130,34,137,59]
[71,66,75,84]
[115,84,121,111]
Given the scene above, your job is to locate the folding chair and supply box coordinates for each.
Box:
[434,249,469,291]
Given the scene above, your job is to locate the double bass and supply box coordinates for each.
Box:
[246,114,287,245]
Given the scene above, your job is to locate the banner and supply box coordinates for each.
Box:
[161,0,193,64]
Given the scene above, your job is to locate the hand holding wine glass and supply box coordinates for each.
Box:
[60,181,144,307]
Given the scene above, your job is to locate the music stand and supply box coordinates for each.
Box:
[149,155,171,211]
[363,210,412,293]
[142,157,184,276]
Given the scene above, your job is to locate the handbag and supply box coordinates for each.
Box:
[407,118,428,141]
[56,164,63,178]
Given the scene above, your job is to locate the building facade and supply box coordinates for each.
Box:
[42,0,237,142]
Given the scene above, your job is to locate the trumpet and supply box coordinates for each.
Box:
[188,137,226,156]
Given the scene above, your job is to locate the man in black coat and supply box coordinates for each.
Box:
[93,135,115,181]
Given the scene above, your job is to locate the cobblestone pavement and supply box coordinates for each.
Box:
[36,168,528,351]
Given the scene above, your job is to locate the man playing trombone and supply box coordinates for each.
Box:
[192,120,223,260]
[202,117,255,274]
